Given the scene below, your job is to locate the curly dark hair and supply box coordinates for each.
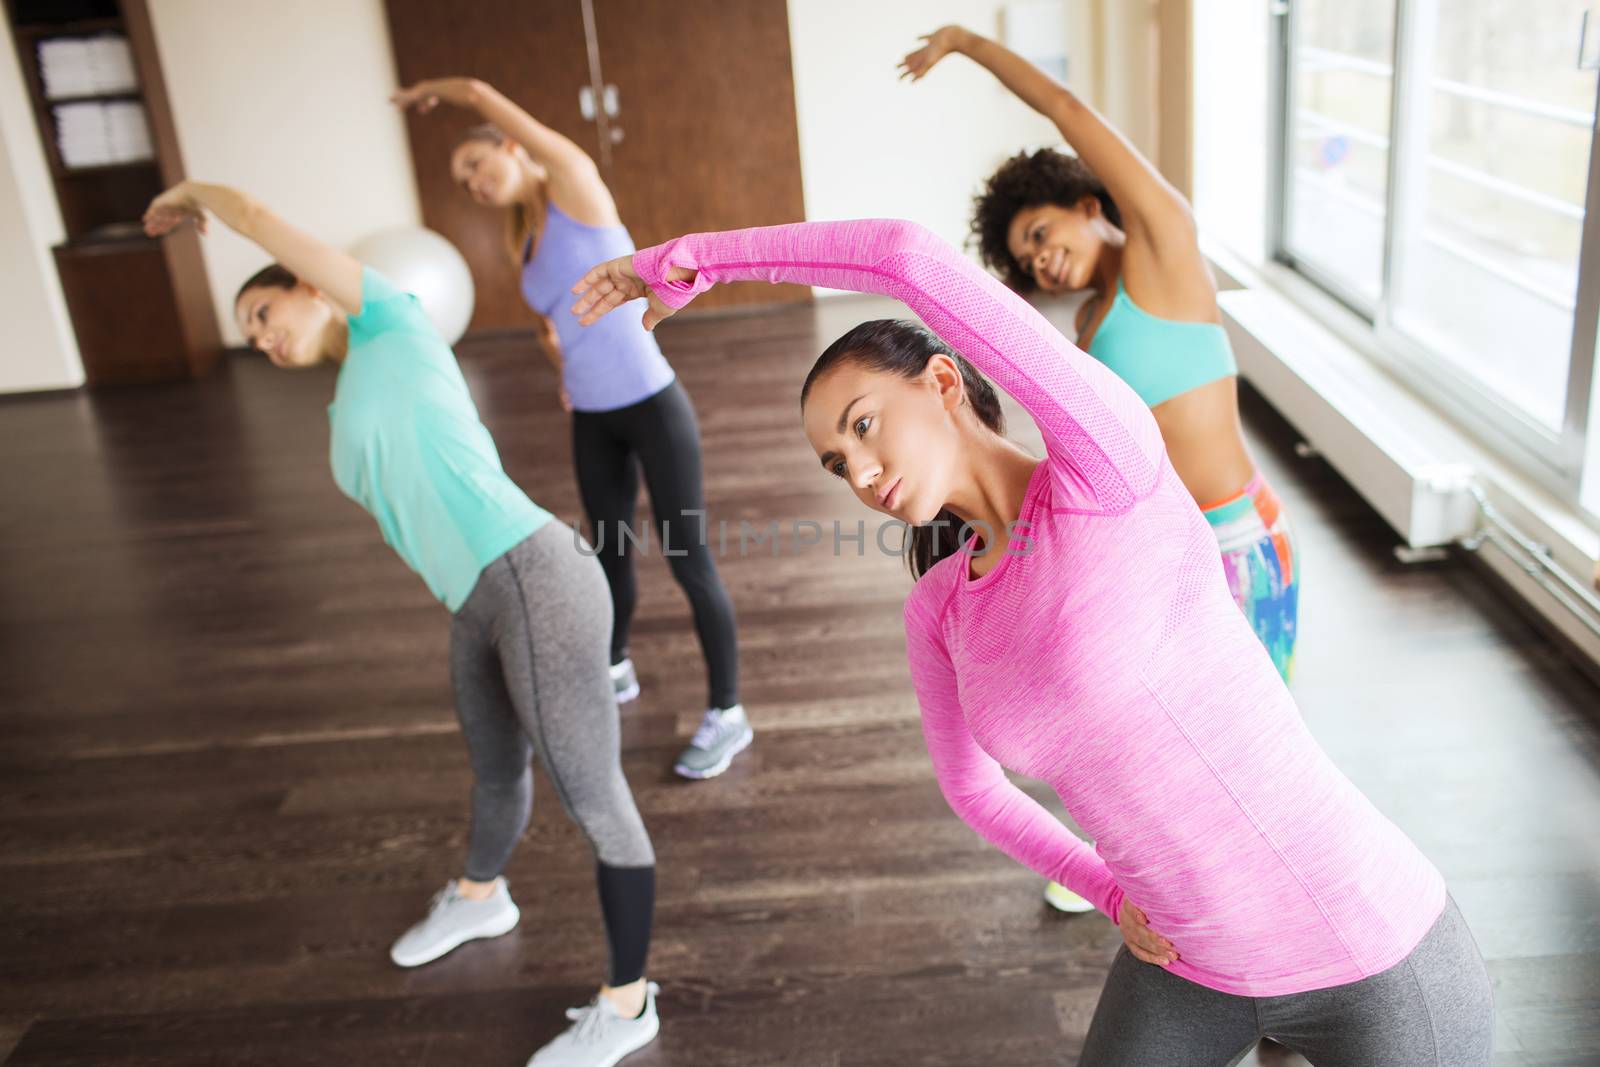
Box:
[970,148,1122,293]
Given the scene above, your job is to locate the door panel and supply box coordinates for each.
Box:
[385,0,595,331]
[590,0,809,311]
[385,0,810,331]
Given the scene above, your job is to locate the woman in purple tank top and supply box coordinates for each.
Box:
[394,78,751,781]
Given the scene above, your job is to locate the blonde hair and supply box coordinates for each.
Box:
[458,124,546,265]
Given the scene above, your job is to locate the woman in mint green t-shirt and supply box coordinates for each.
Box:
[142,181,664,1067]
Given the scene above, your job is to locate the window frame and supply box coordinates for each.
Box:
[1269,0,1600,500]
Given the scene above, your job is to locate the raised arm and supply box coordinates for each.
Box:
[905,598,1124,918]
[583,219,1164,512]
[392,77,617,225]
[902,26,1196,261]
[143,181,362,315]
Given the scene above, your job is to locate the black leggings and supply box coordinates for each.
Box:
[572,379,739,710]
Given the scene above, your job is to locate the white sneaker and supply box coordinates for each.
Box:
[1043,880,1097,914]
[389,878,520,967]
[526,981,661,1067]
[610,658,640,704]
[673,705,754,779]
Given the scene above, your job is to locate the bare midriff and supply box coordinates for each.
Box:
[1149,375,1257,508]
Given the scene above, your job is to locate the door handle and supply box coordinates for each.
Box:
[578,85,620,120]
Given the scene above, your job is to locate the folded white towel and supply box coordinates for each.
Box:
[38,38,93,99]
[54,100,153,167]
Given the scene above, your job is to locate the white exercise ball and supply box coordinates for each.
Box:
[350,227,475,345]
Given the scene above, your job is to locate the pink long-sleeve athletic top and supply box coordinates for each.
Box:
[632,219,1446,997]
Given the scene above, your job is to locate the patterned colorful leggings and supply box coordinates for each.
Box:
[1201,473,1300,681]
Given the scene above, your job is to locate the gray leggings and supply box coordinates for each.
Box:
[1079,895,1493,1066]
[450,521,655,983]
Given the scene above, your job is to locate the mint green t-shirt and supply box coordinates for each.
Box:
[329,268,551,611]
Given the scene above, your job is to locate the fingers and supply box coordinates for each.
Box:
[570,256,662,327]
[1135,925,1176,954]
[1127,942,1170,966]
[569,264,611,298]
[570,261,636,313]
[580,292,627,326]
[1130,918,1174,953]
[142,208,178,237]
[1120,901,1178,966]
[569,275,615,318]
[388,88,437,113]
[571,287,626,326]
[1138,934,1177,964]
[1125,932,1178,966]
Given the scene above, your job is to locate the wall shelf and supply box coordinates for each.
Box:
[12,16,123,37]
[4,0,219,387]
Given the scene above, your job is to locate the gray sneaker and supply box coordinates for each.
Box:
[389,878,520,967]
[526,982,660,1067]
[610,658,640,704]
[673,704,753,779]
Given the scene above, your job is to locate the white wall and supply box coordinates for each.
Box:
[786,1,1066,272]
[0,17,84,393]
[147,0,421,346]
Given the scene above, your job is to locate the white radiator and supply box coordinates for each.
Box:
[1218,288,1479,548]
[1217,287,1600,668]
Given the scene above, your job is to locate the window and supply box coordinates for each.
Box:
[1275,0,1600,485]
[1281,0,1398,307]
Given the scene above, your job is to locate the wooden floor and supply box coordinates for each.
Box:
[3,296,1599,1066]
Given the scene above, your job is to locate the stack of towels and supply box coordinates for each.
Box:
[37,34,137,98]
[53,100,152,167]
[40,35,150,169]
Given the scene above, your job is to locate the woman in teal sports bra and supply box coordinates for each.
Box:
[902,23,1297,681]
[903,25,1301,929]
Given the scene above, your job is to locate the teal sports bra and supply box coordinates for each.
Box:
[1085,280,1237,407]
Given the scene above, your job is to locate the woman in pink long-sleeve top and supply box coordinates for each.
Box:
[571,219,1493,1064]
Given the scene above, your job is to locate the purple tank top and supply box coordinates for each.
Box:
[520,203,675,412]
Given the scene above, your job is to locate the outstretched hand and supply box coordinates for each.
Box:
[569,255,693,331]
[1118,897,1179,967]
[143,182,206,237]
[390,77,475,115]
[899,25,969,82]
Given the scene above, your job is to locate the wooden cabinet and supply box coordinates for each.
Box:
[5,0,220,387]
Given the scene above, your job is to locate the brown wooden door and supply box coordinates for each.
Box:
[589,0,809,313]
[385,0,597,331]
[385,0,809,332]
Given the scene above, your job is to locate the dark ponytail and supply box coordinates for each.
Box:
[800,319,1006,580]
